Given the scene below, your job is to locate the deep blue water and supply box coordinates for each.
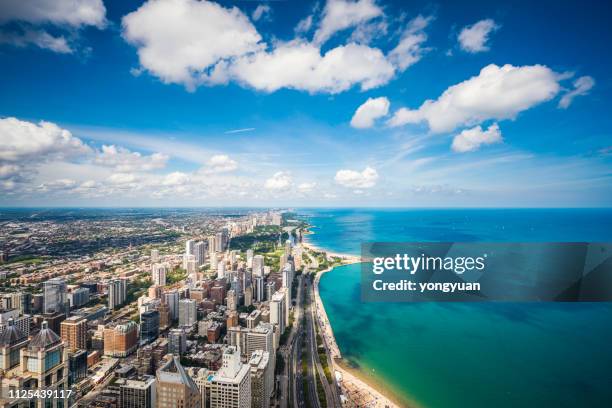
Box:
[305,208,612,408]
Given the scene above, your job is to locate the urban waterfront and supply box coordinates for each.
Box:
[311,208,612,408]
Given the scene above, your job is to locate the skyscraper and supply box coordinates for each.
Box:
[104,321,138,357]
[164,290,179,321]
[151,249,160,263]
[249,350,273,408]
[140,309,160,344]
[151,263,168,286]
[252,255,264,277]
[108,278,127,310]
[156,356,201,408]
[120,375,157,408]
[19,321,69,408]
[168,328,187,355]
[178,299,197,327]
[60,315,87,351]
[194,241,207,267]
[43,278,67,314]
[185,239,195,256]
[209,346,251,408]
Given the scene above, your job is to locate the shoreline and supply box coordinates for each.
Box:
[311,261,414,408]
[303,230,414,408]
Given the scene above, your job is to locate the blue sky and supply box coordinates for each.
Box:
[0,0,610,207]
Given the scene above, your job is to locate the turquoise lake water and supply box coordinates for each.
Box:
[304,209,612,408]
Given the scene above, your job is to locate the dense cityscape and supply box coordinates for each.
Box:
[0,209,365,408]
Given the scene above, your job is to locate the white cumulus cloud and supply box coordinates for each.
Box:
[451,123,503,152]
[122,0,263,90]
[229,40,394,93]
[558,75,595,109]
[458,19,499,53]
[313,0,383,45]
[205,154,238,173]
[335,166,378,188]
[95,145,168,172]
[0,29,73,53]
[0,0,107,28]
[388,15,432,71]
[298,182,317,192]
[388,64,561,133]
[264,171,292,191]
[0,117,90,162]
[351,96,390,128]
[252,4,271,22]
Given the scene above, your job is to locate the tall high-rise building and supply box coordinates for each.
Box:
[217,261,225,279]
[158,302,171,330]
[270,290,287,335]
[249,350,273,408]
[152,263,169,286]
[194,241,207,267]
[43,277,67,314]
[253,277,264,302]
[246,249,254,268]
[226,289,237,312]
[156,356,201,408]
[18,321,69,408]
[140,309,160,344]
[0,318,28,370]
[178,299,197,327]
[120,375,157,408]
[215,232,224,252]
[168,328,187,355]
[104,321,138,357]
[68,287,90,309]
[19,292,32,315]
[68,349,87,385]
[252,255,264,277]
[209,346,251,408]
[108,278,127,310]
[265,281,276,301]
[60,315,87,351]
[151,249,160,263]
[185,239,195,256]
[164,290,179,321]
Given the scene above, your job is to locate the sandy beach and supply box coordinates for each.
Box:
[303,237,410,408]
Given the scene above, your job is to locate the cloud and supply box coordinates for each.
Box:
[388,64,561,133]
[388,15,432,71]
[0,0,106,54]
[264,171,292,191]
[121,0,433,94]
[228,40,395,93]
[108,173,138,185]
[298,182,317,192]
[224,127,255,134]
[162,171,189,186]
[252,4,272,22]
[313,0,383,45]
[122,0,263,90]
[204,154,238,173]
[451,123,503,152]
[335,166,378,188]
[295,15,314,35]
[0,0,107,28]
[0,164,21,180]
[558,76,595,109]
[95,145,168,172]
[351,96,390,128]
[458,19,499,53]
[0,29,73,53]
[0,117,90,162]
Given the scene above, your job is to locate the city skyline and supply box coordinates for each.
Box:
[1,0,611,207]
